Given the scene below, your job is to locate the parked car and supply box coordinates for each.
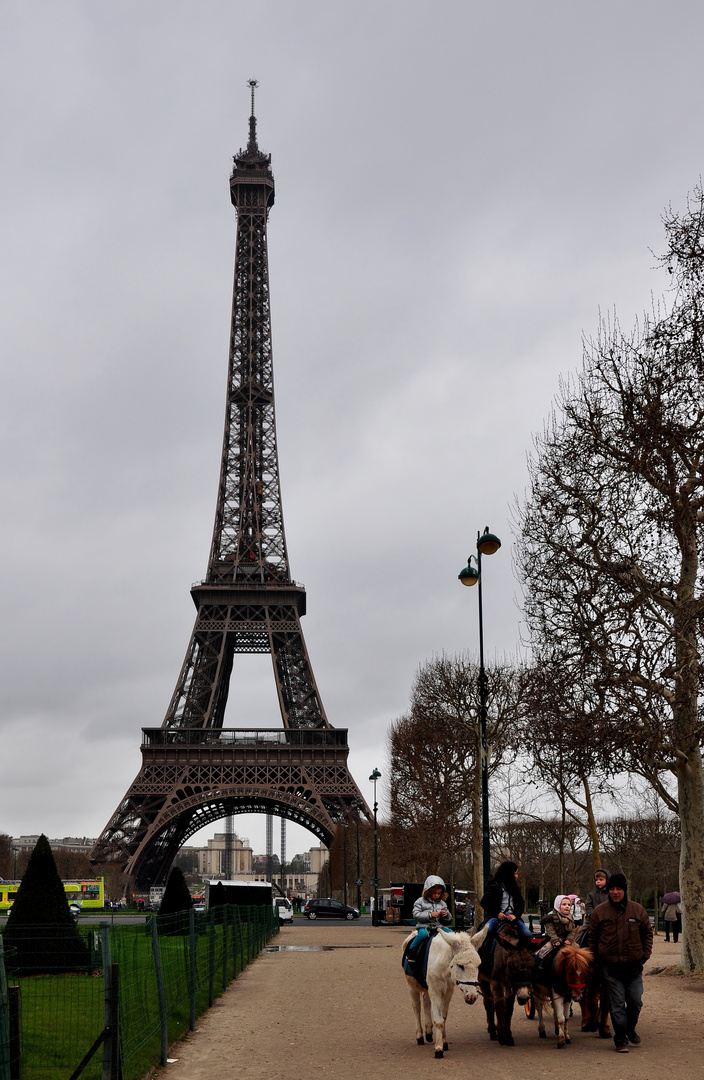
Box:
[304,898,360,921]
[274,897,293,924]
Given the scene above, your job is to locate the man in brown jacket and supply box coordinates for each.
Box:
[588,872,653,1052]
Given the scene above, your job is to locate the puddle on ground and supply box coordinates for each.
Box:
[263,944,394,952]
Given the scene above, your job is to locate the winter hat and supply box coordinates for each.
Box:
[594,869,609,882]
[553,894,570,912]
[608,873,628,892]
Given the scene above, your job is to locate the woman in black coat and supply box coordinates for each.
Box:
[480,860,531,941]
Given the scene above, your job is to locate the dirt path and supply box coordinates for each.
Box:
[156,924,703,1080]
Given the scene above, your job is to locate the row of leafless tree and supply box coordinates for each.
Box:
[315,795,680,913]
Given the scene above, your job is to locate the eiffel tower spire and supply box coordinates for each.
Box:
[91,88,368,890]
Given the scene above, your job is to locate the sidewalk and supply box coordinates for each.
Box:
[155,923,702,1080]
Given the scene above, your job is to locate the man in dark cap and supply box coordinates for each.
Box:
[588,872,653,1052]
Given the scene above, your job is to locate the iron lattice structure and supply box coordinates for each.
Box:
[91,88,369,890]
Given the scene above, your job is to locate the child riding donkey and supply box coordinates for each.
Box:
[403,876,453,985]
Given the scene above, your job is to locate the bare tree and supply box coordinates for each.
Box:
[0,834,14,879]
[387,652,521,920]
[519,660,614,873]
[516,186,704,972]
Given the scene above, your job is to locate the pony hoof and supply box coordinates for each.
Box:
[539,1031,547,1039]
[425,1034,433,1043]
[489,1031,498,1041]
[443,1042,449,1051]
[434,1050,444,1059]
[503,1036,514,1047]
[416,1037,424,1045]
[598,1031,611,1039]
[556,1042,565,1049]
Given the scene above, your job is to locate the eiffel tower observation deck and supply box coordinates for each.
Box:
[91,84,370,891]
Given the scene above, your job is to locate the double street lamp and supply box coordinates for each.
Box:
[458,526,501,889]
[369,768,381,925]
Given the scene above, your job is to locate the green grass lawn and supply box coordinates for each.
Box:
[3,910,277,1080]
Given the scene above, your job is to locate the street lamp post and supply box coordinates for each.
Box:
[355,811,362,912]
[369,768,381,925]
[458,526,501,889]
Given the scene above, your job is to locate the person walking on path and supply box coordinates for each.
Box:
[661,891,682,943]
[588,872,653,1053]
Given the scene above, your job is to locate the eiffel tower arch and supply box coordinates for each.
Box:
[91,85,370,891]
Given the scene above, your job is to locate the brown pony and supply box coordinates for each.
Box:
[532,942,593,1048]
[475,922,538,1047]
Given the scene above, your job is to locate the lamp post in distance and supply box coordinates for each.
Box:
[369,768,381,926]
[458,526,501,889]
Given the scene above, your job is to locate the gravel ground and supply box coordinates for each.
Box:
[154,923,703,1080]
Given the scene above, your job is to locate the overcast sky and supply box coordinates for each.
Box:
[1,1,702,861]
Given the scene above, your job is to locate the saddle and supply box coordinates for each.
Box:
[402,930,436,989]
[574,925,589,948]
[478,921,517,971]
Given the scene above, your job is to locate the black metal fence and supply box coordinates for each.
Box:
[0,905,278,1080]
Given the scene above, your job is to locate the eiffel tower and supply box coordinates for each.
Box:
[91,83,369,891]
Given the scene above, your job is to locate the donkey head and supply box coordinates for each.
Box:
[448,934,481,1004]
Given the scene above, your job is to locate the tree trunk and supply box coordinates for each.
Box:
[558,796,566,894]
[678,746,704,972]
[580,772,601,870]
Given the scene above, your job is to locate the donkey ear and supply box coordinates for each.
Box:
[471,925,489,949]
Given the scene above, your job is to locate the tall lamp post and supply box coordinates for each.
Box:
[369,768,381,925]
[458,526,501,888]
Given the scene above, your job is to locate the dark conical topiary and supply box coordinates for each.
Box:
[156,865,193,935]
[159,865,193,916]
[4,834,89,974]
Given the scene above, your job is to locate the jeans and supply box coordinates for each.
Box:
[601,962,644,1044]
[483,916,532,940]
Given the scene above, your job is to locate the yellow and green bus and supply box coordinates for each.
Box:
[0,877,105,911]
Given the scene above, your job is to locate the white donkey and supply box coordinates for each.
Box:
[402,928,482,1058]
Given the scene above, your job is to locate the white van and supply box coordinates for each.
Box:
[274,896,293,924]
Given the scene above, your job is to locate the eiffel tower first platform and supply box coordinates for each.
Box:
[91,85,370,891]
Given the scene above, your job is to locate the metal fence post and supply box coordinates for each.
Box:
[108,964,122,1080]
[149,916,168,1067]
[206,911,214,1010]
[232,907,239,979]
[100,923,113,1080]
[0,936,11,1080]
[188,908,196,1031]
[221,905,228,991]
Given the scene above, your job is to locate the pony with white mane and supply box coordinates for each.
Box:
[402,928,482,1058]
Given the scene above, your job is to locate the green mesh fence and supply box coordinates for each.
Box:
[0,905,278,1080]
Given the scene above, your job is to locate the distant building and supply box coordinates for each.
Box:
[12,836,96,855]
[180,833,254,878]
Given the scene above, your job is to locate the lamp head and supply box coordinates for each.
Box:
[458,560,479,587]
[477,528,501,556]
[369,768,381,783]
